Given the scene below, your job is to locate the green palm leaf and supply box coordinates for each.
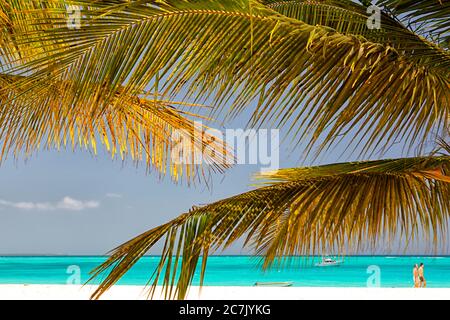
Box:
[3,0,449,158]
[378,0,450,39]
[439,137,450,154]
[89,155,450,299]
[264,0,449,61]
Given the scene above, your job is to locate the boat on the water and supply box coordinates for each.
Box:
[254,282,294,287]
[315,256,343,267]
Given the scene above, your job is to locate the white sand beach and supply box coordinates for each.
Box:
[0,285,449,300]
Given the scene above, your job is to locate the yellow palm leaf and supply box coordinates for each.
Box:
[3,0,449,158]
[0,73,231,183]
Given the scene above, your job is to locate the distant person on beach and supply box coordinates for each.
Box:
[413,264,420,288]
[418,263,427,288]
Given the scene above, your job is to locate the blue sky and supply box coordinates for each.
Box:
[0,144,285,255]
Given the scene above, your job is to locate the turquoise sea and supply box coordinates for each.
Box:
[0,256,449,288]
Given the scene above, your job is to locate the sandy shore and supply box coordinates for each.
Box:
[0,285,449,300]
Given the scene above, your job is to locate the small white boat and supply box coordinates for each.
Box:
[254,282,294,287]
[315,256,343,267]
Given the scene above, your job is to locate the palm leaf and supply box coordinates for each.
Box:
[0,1,8,27]
[3,0,449,158]
[90,155,450,299]
[264,0,450,67]
[0,73,230,183]
[438,137,450,154]
[378,0,450,39]
[0,0,69,67]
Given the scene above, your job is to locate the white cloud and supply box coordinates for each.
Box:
[57,197,100,211]
[105,193,123,199]
[0,197,100,212]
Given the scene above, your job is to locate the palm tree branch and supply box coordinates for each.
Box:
[89,155,450,299]
[3,0,449,158]
[377,0,450,37]
[0,73,230,183]
[0,0,70,67]
[263,0,450,67]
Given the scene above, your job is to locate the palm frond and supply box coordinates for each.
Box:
[0,0,14,63]
[378,0,450,42]
[263,0,450,67]
[3,0,449,158]
[0,73,230,183]
[438,137,450,154]
[90,155,450,299]
[0,1,8,26]
[0,0,69,67]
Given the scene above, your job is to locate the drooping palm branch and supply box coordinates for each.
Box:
[2,0,449,158]
[0,73,230,183]
[439,137,450,154]
[266,0,447,59]
[90,156,450,299]
[0,0,233,183]
[0,0,70,66]
[378,0,450,47]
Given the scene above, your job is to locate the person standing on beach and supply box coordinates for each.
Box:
[418,263,427,288]
[413,264,420,288]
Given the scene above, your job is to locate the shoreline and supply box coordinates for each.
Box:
[0,285,449,300]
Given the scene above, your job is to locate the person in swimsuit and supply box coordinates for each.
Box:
[413,264,419,288]
[418,263,427,288]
